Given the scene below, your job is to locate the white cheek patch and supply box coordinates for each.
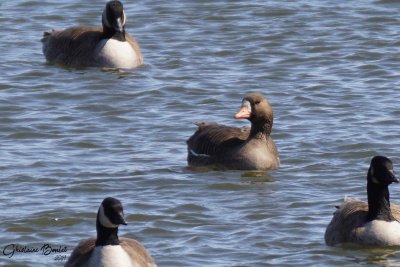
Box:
[102,8,126,30]
[98,205,118,228]
[116,18,123,31]
[370,167,380,184]
[122,10,126,25]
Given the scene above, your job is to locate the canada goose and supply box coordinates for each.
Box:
[325,156,400,246]
[65,197,156,267]
[186,93,280,170]
[42,0,143,69]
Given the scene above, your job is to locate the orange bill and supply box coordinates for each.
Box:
[234,105,251,119]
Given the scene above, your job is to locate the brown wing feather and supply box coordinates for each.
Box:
[187,122,249,156]
[64,238,95,267]
[325,198,400,245]
[42,26,103,67]
[120,237,157,267]
[392,203,400,221]
[325,199,368,245]
[126,34,144,65]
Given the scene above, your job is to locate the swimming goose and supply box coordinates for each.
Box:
[325,156,400,246]
[64,197,156,267]
[42,0,143,69]
[186,93,280,170]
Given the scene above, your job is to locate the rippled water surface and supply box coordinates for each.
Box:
[2,0,400,266]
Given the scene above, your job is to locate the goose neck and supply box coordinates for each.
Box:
[96,219,120,246]
[367,182,395,222]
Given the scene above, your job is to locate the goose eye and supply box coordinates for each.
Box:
[254,100,260,105]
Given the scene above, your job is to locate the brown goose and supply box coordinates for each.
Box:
[187,93,280,170]
[65,197,156,267]
[325,156,400,246]
[42,1,143,69]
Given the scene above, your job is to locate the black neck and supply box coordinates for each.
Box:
[102,26,114,38]
[367,181,396,222]
[95,218,120,246]
[249,118,272,140]
[102,26,126,41]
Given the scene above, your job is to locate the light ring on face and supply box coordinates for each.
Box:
[98,205,119,228]
[242,99,252,114]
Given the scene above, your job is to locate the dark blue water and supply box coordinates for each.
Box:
[1,0,400,266]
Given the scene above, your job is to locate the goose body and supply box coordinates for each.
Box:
[187,93,279,170]
[325,156,400,246]
[42,1,143,69]
[65,197,156,267]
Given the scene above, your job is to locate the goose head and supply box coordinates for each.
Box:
[102,0,127,41]
[97,197,127,229]
[234,93,274,138]
[368,156,399,186]
[234,93,273,124]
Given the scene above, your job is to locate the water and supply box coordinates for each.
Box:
[1,0,400,266]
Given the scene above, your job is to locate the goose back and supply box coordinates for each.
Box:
[187,122,249,156]
[42,27,102,67]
